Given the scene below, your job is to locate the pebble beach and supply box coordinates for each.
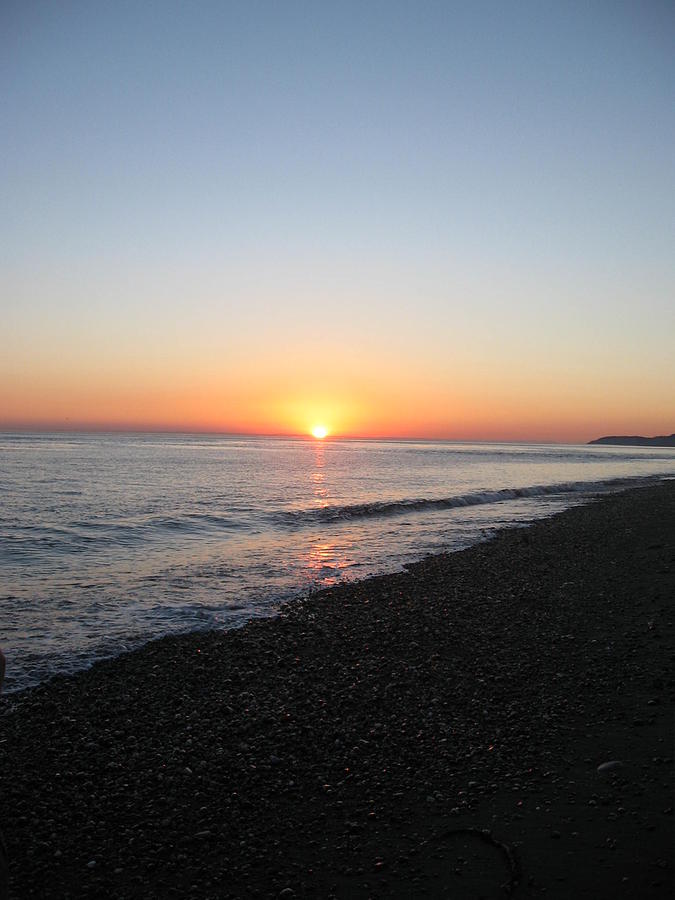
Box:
[1,481,673,898]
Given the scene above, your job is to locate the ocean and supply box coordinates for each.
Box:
[1,432,673,692]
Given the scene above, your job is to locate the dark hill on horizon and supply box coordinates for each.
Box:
[589,433,675,447]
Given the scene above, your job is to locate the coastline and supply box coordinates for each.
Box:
[3,429,674,696]
[1,482,673,898]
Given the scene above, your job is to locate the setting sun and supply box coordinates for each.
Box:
[311,425,329,440]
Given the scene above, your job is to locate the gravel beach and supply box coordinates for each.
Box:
[1,482,673,899]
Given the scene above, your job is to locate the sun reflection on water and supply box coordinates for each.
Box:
[311,443,329,506]
[302,442,353,584]
[305,539,352,586]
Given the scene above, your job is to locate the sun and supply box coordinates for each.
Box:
[311,424,329,439]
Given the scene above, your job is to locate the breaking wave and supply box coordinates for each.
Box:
[277,475,663,526]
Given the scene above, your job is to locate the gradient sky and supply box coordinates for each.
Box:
[2,1,673,441]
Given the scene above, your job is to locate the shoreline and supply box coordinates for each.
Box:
[1,482,673,897]
[4,473,670,697]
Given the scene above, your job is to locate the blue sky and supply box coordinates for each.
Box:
[2,1,674,438]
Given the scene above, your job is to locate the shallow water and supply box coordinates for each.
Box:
[1,433,673,691]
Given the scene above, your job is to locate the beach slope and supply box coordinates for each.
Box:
[1,482,673,898]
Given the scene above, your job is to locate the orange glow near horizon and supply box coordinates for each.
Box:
[1,344,673,443]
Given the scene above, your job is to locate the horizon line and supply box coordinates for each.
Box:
[0,424,663,446]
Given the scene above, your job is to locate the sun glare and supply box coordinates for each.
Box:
[311,425,328,439]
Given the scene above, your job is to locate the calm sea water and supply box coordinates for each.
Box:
[1,433,673,692]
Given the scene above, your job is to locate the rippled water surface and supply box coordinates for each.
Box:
[1,433,674,690]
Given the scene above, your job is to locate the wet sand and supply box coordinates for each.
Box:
[1,482,673,898]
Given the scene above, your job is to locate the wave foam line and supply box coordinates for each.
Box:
[278,474,662,526]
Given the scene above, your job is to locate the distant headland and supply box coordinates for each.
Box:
[589,434,675,447]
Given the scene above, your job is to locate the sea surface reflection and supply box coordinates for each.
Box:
[1,432,673,690]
